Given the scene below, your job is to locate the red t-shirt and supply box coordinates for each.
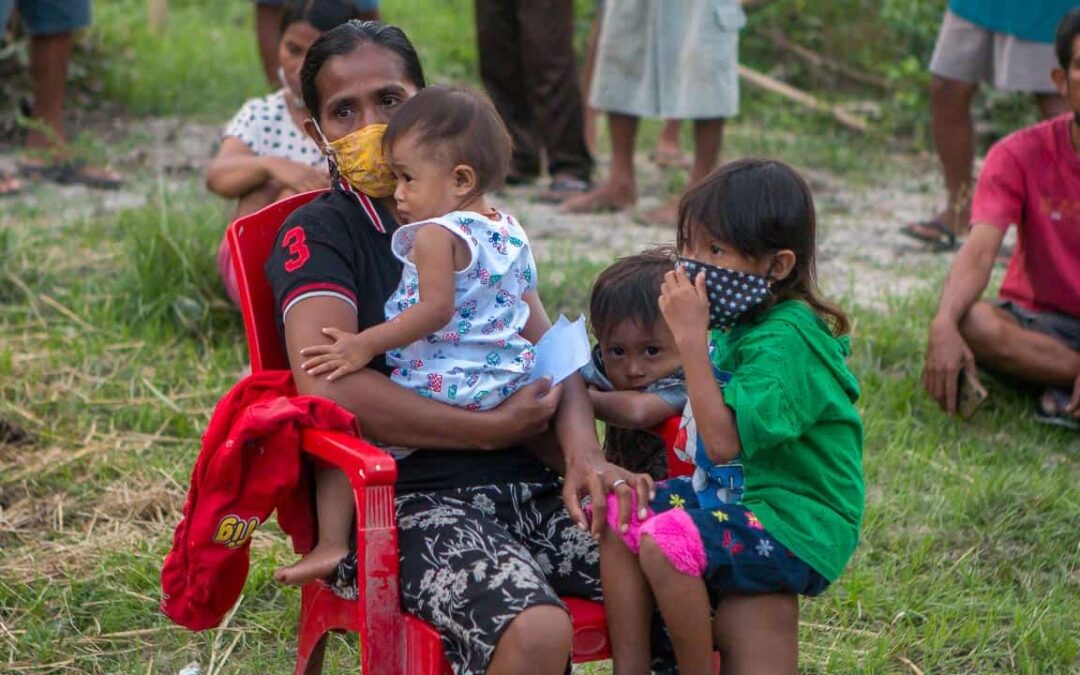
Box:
[971,114,1080,318]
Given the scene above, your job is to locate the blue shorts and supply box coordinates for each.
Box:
[255,0,378,10]
[0,0,91,36]
[646,477,829,600]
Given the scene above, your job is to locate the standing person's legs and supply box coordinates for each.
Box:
[912,10,991,240]
[517,0,593,195]
[653,119,689,169]
[562,112,638,212]
[254,0,284,88]
[0,0,22,195]
[929,74,978,233]
[25,29,73,155]
[689,118,725,186]
[474,0,541,182]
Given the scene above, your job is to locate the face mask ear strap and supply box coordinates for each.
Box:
[310,118,335,157]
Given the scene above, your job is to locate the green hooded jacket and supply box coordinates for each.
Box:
[710,300,864,582]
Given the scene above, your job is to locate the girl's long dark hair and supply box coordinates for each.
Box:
[676,158,850,335]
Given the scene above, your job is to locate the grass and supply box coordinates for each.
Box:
[1,1,1078,673]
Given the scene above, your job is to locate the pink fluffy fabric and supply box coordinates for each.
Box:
[604,492,652,554]
[639,509,707,577]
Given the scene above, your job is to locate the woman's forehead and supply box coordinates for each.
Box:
[317,43,410,101]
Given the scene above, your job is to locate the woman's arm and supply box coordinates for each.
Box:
[589,389,679,429]
[285,295,560,450]
[521,291,654,535]
[206,138,327,198]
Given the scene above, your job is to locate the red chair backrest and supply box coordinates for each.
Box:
[227,189,328,372]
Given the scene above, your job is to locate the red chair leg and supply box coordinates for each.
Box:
[295,628,329,675]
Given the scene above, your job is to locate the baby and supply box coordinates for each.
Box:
[583,247,687,479]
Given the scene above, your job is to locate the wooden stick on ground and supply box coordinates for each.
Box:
[765,30,888,89]
[737,64,871,133]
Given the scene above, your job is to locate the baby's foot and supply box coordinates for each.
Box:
[273,543,349,586]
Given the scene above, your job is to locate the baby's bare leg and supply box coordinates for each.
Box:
[600,528,653,674]
[274,467,353,586]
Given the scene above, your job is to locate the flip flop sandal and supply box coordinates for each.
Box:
[536,178,592,204]
[52,160,124,190]
[900,219,958,252]
[18,159,123,189]
[1034,388,1079,431]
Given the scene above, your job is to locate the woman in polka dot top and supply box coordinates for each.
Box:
[206,0,364,304]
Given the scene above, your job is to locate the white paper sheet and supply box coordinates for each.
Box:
[527,314,591,385]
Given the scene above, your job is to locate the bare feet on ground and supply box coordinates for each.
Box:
[641,197,679,227]
[273,543,349,586]
[561,178,636,213]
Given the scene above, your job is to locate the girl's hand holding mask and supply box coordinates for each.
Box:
[658,265,711,348]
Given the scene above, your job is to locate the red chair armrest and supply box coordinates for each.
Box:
[299,428,398,487]
[298,428,407,672]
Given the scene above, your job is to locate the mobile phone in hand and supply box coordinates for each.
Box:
[956,367,988,419]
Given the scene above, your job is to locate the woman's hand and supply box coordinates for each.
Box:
[267,158,330,194]
[659,266,710,349]
[563,458,654,539]
[486,377,563,447]
[300,327,375,381]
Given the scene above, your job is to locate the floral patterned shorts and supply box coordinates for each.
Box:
[393,480,601,675]
[650,477,829,601]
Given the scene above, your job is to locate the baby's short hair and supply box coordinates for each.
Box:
[383,85,512,195]
[589,246,678,343]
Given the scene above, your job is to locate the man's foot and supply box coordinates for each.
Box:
[650,149,691,170]
[536,175,591,204]
[18,157,123,189]
[560,179,636,213]
[1034,389,1079,431]
[900,218,958,251]
[640,198,679,227]
[273,543,350,586]
[0,173,23,197]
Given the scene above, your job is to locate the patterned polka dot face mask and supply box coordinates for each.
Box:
[677,258,772,331]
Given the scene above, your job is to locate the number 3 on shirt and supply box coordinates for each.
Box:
[282,226,310,272]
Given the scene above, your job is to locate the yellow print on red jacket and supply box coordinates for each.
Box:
[213,514,260,549]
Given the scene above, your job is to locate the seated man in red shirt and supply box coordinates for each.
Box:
[924,8,1080,429]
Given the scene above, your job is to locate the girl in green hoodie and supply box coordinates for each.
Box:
[599,159,864,674]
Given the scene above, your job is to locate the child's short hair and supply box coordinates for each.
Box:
[589,246,678,342]
[383,86,512,195]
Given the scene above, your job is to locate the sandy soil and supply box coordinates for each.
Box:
[0,115,966,309]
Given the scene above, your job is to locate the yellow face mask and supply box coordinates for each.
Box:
[315,122,397,199]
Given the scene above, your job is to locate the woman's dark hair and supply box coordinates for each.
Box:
[589,246,678,343]
[1056,7,1080,69]
[676,158,850,335]
[383,86,511,196]
[280,0,364,36]
[301,20,426,119]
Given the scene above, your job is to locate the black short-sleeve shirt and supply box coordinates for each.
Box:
[266,185,550,493]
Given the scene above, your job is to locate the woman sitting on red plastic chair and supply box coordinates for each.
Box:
[265,20,652,675]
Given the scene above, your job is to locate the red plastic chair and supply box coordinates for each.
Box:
[228,190,648,674]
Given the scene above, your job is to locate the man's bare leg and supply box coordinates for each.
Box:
[25,32,74,157]
[713,594,799,675]
[960,302,1080,388]
[927,75,979,236]
[644,118,724,226]
[562,113,638,213]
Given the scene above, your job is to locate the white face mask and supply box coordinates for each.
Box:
[277,66,304,108]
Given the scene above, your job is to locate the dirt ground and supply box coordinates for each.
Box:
[0,115,966,309]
